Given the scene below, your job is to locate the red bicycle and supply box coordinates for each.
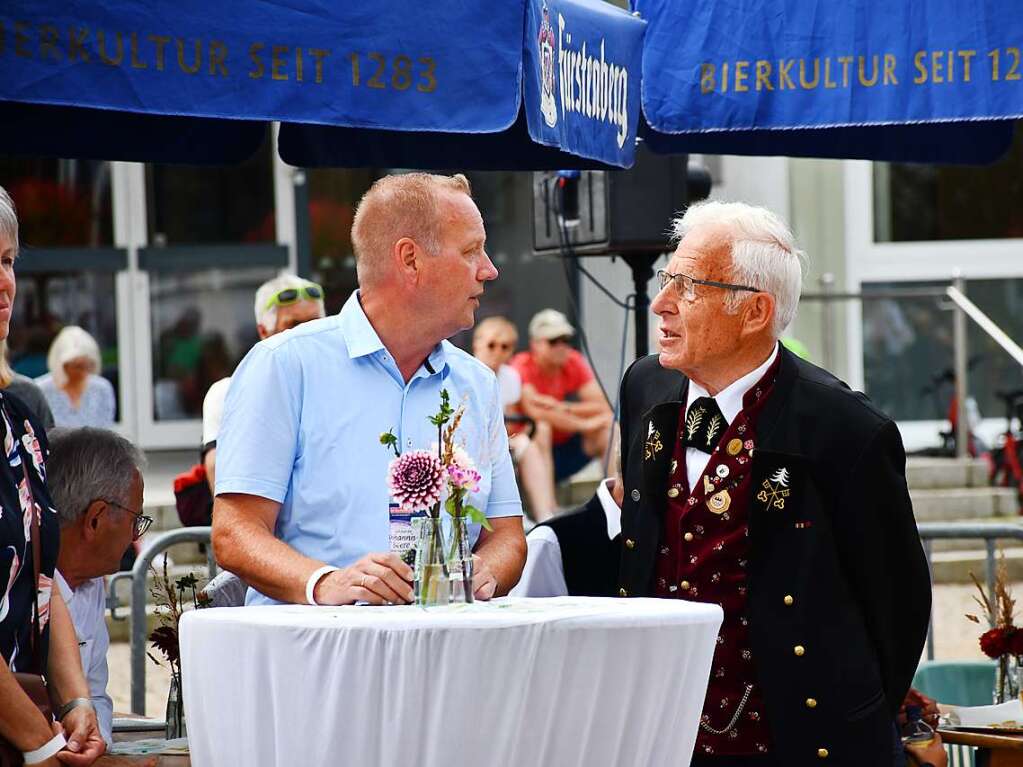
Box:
[989,388,1023,511]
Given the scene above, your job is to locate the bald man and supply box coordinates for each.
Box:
[213,173,526,607]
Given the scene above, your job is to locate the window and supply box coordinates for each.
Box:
[873,122,1023,242]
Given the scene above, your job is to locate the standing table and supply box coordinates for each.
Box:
[181,597,722,767]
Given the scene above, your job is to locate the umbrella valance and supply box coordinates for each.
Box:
[0,0,646,168]
[633,0,1021,163]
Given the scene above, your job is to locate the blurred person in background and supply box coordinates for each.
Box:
[511,309,613,489]
[201,273,326,493]
[0,184,106,766]
[472,316,557,521]
[37,327,114,429]
[0,340,54,431]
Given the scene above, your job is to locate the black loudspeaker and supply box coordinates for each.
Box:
[532,146,711,255]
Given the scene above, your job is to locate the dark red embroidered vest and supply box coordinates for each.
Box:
[654,357,780,757]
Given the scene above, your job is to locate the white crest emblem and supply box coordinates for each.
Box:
[538,1,558,128]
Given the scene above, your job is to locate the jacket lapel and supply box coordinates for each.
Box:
[639,400,683,514]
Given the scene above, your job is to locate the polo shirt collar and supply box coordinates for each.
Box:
[340,291,449,378]
[596,478,622,540]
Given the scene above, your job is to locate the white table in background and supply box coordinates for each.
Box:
[180,596,722,767]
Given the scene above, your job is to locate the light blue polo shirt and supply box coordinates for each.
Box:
[216,291,523,606]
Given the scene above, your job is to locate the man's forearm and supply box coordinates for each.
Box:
[213,494,329,605]
[474,519,526,596]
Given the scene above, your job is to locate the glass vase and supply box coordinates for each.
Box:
[994,654,1023,704]
[165,671,186,739]
[447,516,474,604]
[415,517,450,606]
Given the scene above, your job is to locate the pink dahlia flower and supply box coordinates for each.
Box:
[447,464,481,493]
[387,450,445,513]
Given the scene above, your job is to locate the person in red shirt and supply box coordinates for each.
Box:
[511,309,613,491]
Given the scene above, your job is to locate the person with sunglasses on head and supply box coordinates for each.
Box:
[616,200,929,767]
[212,173,525,608]
[47,427,154,762]
[510,309,613,497]
[472,316,558,521]
[200,273,326,494]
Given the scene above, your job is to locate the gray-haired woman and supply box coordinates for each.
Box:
[0,186,105,765]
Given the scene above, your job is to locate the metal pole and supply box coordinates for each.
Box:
[819,272,835,371]
[952,274,969,459]
[923,538,935,661]
[131,527,213,715]
[623,252,659,359]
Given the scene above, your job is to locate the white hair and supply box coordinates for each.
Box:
[253,273,325,333]
[671,200,805,337]
[47,326,102,389]
[0,186,17,254]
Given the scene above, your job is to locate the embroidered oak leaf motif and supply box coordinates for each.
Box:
[705,413,723,445]
[685,407,704,440]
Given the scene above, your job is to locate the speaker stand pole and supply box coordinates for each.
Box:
[622,252,660,360]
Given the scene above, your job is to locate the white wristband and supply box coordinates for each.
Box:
[305,565,340,606]
[23,731,67,765]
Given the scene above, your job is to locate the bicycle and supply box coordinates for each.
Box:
[989,388,1023,512]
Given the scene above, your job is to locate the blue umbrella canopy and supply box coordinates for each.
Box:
[632,0,1019,163]
[0,0,646,169]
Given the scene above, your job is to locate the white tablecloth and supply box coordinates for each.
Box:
[180,597,722,767]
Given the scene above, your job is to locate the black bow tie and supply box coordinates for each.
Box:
[684,397,727,454]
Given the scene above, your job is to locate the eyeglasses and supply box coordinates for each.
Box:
[264,283,324,311]
[96,499,153,541]
[486,341,514,352]
[656,270,759,302]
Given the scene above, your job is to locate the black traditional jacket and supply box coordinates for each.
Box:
[617,346,931,767]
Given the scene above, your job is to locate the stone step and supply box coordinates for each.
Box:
[906,457,991,490]
[930,546,1023,584]
[910,487,1019,522]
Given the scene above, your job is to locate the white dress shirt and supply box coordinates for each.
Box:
[684,344,779,491]
[55,571,113,744]
[510,478,621,597]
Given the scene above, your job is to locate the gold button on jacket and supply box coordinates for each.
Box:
[680,580,690,591]
[625,538,635,549]
[817,748,829,758]
[783,595,794,606]
[794,645,805,656]
[684,532,694,542]
[805,698,817,708]
[619,587,628,597]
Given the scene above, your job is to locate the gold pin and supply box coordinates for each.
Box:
[707,489,731,514]
[667,487,680,499]
[727,438,743,456]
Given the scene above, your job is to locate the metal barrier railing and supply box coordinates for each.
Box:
[918,522,1023,661]
[106,527,216,715]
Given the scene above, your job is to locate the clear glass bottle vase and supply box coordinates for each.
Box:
[994,654,1022,704]
[447,516,474,604]
[165,671,186,739]
[415,517,450,606]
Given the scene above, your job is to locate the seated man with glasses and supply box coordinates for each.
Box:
[47,427,151,749]
[511,309,613,494]
[201,273,326,493]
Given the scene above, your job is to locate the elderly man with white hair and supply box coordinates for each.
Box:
[616,201,930,767]
[200,273,325,490]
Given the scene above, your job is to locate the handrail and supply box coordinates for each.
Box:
[130,527,216,715]
[945,286,1023,369]
[917,522,1023,661]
